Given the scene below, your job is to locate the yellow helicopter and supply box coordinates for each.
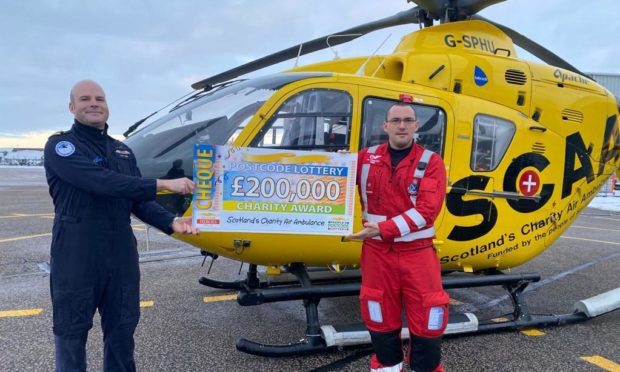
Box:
[124,0,620,356]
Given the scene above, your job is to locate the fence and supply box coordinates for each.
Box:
[598,175,617,196]
[0,158,43,166]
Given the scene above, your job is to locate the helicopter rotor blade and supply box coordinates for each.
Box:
[408,0,505,20]
[471,15,589,79]
[191,7,426,90]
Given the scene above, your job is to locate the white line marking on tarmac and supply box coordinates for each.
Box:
[571,225,620,233]
[470,250,620,312]
[561,236,620,246]
[448,288,495,312]
[586,216,620,222]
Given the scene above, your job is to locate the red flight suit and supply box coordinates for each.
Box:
[357,143,449,372]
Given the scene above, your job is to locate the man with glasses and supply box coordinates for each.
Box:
[347,102,448,372]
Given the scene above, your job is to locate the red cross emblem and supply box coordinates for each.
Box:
[519,170,540,196]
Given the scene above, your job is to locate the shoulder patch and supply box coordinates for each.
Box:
[55,141,76,157]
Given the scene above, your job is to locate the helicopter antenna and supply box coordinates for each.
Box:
[326,34,363,60]
[371,57,387,77]
[356,33,391,76]
[293,44,303,67]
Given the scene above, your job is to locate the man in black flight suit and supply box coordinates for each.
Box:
[44,80,199,372]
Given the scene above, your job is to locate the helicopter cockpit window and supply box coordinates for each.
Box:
[251,89,352,151]
[360,97,446,155]
[471,114,516,172]
[124,73,332,179]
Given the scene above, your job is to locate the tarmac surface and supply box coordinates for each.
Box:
[1,167,619,371]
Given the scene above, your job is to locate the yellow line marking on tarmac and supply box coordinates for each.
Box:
[0,233,51,244]
[561,236,620,247]
[0,308,44,318]
[0,213,54,219]
[581,355,620,371]
[449,298,462,305]
[572,225,620,232]
[140,300,154,308]
[520,328,545,336]
[203,294,237,303]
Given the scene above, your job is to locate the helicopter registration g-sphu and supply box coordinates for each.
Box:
[124,0,620,357]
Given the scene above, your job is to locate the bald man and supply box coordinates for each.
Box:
[44,80,198,371]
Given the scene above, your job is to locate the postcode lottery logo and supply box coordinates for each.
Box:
[327,220,349,231]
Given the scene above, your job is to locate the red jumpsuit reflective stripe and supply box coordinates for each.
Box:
[357,143,449,371]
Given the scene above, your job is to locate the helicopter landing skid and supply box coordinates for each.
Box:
[199,264,261,290]
[233,270,548,356]
[202,266,620,357]
[237,263,331,356]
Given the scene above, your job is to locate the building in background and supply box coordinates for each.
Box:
[586,73,620,195]
[0,148,44,166]
[589,72,620,98]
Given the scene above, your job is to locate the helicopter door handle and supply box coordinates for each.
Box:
[529,125,547,133]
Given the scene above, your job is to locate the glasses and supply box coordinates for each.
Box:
[386,117,417,125]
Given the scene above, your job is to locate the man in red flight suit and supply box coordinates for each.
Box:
[347,102,448,372]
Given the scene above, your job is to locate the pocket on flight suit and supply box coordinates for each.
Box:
[50,223,63,257]
[113,151,136,176]
[52,287,94,335]
[418,178,438,195]
[119,286,140,326]
[50,215,80,257]
[360,286,385,325]
[420,291,450,337]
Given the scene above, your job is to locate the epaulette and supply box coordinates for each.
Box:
[114,139,130,148]
[49,128,72,138]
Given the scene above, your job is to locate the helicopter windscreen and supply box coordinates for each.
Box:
[125,72,331,180]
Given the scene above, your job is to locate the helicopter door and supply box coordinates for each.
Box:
[446,101,519,244]
[357,90,452,230]
[491,109,561,261]
[449,101,557,268]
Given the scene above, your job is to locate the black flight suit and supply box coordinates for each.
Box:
[44,121,175,372]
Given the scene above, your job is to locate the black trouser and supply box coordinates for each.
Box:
[51,216,140,372]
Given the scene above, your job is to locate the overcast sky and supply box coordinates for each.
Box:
[1,0,618,147]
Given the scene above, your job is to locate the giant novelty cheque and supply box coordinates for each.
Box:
[192,145,357,235]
